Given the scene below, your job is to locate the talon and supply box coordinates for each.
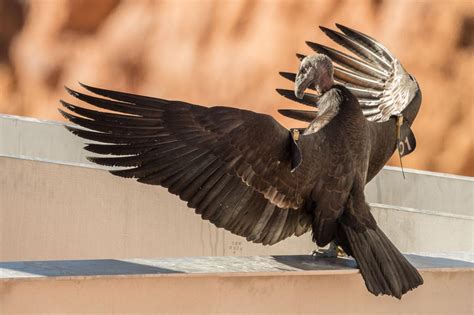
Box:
[311,242,345,258]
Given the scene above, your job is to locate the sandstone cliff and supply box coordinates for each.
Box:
[0,0,472,176]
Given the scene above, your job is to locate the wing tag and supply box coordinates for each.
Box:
[290,128,303,172]
[394,114,417,179]
[396,115,416,157]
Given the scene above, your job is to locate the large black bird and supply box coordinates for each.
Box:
[60,24,423,298]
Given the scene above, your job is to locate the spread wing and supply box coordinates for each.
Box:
[59,84,312,245]
[278,23,420,123]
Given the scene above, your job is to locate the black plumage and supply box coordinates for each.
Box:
[60,24,423,298]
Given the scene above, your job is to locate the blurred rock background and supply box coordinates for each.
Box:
[0,0,472,176]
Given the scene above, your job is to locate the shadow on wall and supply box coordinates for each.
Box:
[0,259,182,277]
[0,0,473,176]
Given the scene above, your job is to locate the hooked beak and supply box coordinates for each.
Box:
[294,72,313,99]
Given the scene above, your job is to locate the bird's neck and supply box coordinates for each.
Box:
[316,76,334,94]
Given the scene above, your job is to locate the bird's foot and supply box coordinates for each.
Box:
[311,242,345,258]
[311,248,338,258]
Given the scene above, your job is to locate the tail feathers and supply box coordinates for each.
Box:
[341,225,423,298]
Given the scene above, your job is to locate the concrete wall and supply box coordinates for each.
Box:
[1,114,473,261]
[1,256,473,314]
[366,166,474,217]
[0,157,318,260]
[4,270,472,314]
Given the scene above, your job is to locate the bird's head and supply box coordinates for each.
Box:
[294,54,334,99]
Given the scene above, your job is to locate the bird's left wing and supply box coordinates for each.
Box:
[59,84,312,245]
[279,24,420,123]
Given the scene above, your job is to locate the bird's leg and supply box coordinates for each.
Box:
[311,241,340,258]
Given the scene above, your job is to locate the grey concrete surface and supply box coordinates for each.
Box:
[0,114,91,167]
[366,166,474,216]
[371,203,473,254]
[1,255,472,280]
[1,256,473,314]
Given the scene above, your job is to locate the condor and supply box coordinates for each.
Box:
[60,24,422,298]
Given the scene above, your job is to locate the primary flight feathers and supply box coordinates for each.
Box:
[278,24,418,122]
[60,82,314,246]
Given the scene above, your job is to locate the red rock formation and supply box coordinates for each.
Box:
[0,0,473,176]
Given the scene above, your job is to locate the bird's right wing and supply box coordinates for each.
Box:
[59,84,313,245]
[278,24,420,123]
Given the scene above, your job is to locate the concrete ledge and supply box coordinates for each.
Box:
[1,113,473,261]
[1,256,473,314]
[366,166,473,216]
[2,156,473,261]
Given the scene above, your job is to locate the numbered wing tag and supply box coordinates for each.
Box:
[396,116,417,157]
[289,128,303,172]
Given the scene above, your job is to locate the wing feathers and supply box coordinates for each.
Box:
[296,53,306,61]
[65,87,168,117]
[60,100,160,126]
[306,41,388,80]
[334,66,384,90]
[279,24,419,123]
[66,126,162,144]
[168,155,218,195]
[188,165,229,211]
[335,24,394,64]
[79,83,174,108]
[59,109,164,136]
[276,88,319,107]
[319,26,392,71]
[278,109,318,122]
[61,81,315,245]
